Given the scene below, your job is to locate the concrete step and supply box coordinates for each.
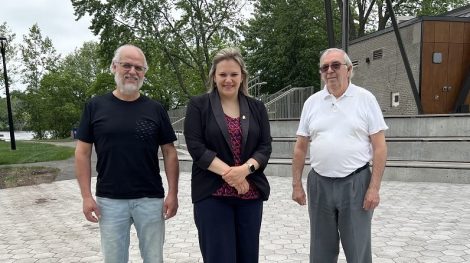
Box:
[168,154,470,184]
[267,115,470,138]
[263,159,470,183]
[271,137,470,162]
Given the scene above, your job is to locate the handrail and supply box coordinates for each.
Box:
[247,76,260,91]
[171,116,185,126]
[265,87,304,106]
[262,85,292,103]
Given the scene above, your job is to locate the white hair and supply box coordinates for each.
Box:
[109,44,148,73]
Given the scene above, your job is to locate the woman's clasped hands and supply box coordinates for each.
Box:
[222,166,250,195]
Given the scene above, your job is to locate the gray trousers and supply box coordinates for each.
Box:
[307,167,373,263]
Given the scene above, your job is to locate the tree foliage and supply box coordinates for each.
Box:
[241,0,330,93]
[341,0,469,38]
[0,22,20,89]
[2,2,469,136]
[38,42,102,138]
[16,41,103,138]
[20,24,60,91]
[71,0,245,107]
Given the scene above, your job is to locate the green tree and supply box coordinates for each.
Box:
[0,97,7,130]
[0,93,29,131]
[20,24,60,91]
[1,23,27,133]
[16,24,60,138]
[341,0,469,38]
[241,0,329,94]
[71,0,245,107]
[0,22,20,88]
[32,41,103,138]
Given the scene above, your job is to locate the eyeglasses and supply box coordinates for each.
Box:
[115,62,147,73]
[319,62,347,73]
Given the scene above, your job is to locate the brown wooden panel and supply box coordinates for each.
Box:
[433,43,449,113]
[446,43,463,113]
[449,22,464,44]
[421,42,451,114]
[464,44,470,106]
[464,23,470,44]
[435,22,450,43]
[464,44,470,74]
[423,21,435,43]
[421,43,435,113]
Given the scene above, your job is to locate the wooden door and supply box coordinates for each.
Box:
[421,21,466,114]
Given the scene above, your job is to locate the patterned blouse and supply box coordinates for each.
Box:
[212,114,260,199]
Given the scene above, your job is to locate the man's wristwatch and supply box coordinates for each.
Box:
[247,162,256,174]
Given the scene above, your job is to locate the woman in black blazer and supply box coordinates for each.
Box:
[184,47,272,263]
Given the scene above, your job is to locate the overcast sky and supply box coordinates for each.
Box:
[0,0,97,56]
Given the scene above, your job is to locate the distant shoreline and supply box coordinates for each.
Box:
[0,131,34,141]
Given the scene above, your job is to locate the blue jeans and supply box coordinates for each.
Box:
[97,197,165,263]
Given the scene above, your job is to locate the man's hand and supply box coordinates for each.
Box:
[163,194,178,220]
[83,197,100,223]
[292,184,307,205]
[363,187,380,210]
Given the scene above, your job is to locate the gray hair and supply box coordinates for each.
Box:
[109,44,148,73]
[319,48,354,79]
[207,47,249,95]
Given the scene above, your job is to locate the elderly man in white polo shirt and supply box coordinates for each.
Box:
[291,48,388,263]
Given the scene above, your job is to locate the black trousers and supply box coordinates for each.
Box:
[194,196,263,263]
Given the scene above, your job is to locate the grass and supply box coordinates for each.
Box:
[0,140,75,165]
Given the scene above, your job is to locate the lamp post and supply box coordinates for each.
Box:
[254,81,267,98]
[0,36,16,150]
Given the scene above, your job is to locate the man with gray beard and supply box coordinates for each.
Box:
[75,44,179,263]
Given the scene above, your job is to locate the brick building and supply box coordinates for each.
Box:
[348,5,470,115]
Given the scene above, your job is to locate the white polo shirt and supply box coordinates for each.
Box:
[296,83,388,178]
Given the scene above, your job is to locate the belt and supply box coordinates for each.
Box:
[347,163,370,177]
[313,163,370,179]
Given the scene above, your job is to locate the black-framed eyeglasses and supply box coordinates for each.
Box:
[115,62,147,73]
[319,62,347,73]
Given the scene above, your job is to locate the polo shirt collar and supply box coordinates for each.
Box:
[321,82,356,101]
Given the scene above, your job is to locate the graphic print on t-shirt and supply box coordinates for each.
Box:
[135,119,158,143]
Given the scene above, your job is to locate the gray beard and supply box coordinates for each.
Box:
[115,74,143,95]
[118,83,139,95]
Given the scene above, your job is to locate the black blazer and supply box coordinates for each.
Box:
[184,90,272,203]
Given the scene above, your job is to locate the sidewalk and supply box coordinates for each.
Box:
[1,171,470,262]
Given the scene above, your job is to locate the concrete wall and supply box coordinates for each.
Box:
[270,115,470,138]
[384,114,470,137]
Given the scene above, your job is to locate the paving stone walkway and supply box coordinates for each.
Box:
[1,172,470,262]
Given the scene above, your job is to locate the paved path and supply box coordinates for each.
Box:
[1,171,470,262]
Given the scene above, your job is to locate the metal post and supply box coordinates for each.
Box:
[257,82,267,98]
[385,0,423,114]
[324,0,336,48]
[0,37,16,150]
[342,0,349,53]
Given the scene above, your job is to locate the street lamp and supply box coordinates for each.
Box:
[0,36,16,150]
[254,81,267,98]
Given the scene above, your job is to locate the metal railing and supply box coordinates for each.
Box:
[260,84,292,103]
[247,76,267,98]
[265,86,315,119]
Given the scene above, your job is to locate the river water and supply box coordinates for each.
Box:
[0,131,35,141]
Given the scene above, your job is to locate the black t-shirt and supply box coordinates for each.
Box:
[77,92,177,199]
